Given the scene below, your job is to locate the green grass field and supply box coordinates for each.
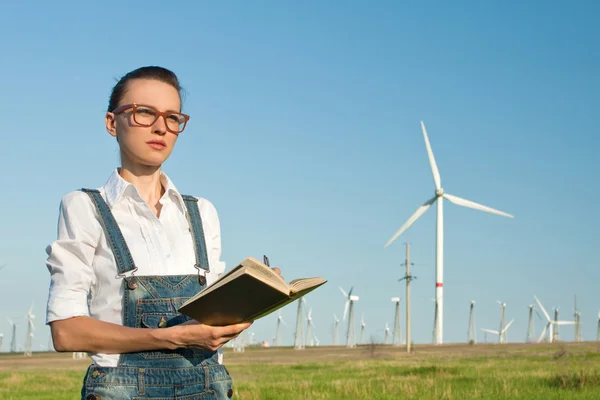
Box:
[1,342,600,399]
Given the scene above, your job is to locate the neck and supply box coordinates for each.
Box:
[118,161,164,210]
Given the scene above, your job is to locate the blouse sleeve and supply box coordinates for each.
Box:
[45,191,100,324]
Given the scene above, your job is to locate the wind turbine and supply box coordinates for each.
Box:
[497,301,508,343]
[480,301,513,344]
[534,296,575,343]
[596,311,600,342]
[7,318,17,353]
[526,304,542,343]
[383,323,391,344]
[0,333,3,351]
[24,303,35,357]
[305,308,315,347]
[481,320,514,344]
[340,286,359,348]
[359,314,366,345]
[468,301,476,344]
[274,311,286,346]
[391,297,402,346]
[332,314,340,346]
[431,298,439,344]
[294,298,306,350]
[384,121,514,344]
[313,335,320,347]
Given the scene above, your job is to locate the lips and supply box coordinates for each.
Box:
[147,140,167,150]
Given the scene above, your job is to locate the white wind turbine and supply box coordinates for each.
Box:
[0,333,3,351]
[332,314,340,346]
[359,314,366,345]
[305,308,315,347]
[391,297,402,346]
[274,311,286,346]
[24,303,35,357]
[534,296,575,343]
[7,318,17,353]
[596,311,600,342]
[385,121,514,344]
[340,286,359,348]
[294,298,306,350]
[468,300,476,344]
[383,323,391,344]
[480,301,513,344]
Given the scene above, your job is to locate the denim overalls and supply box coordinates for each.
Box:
[79,189,234,400]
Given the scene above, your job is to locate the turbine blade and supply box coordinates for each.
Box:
[421,121,441,190]
[534,296,551,322]
[555,321,576,326]
[343,300,349,321]
[480,329,499,335]
[537,324,549,343]
[443,193,514,218]
[502,319,514,333]
[384,196,437,248]
[339,287,348,298]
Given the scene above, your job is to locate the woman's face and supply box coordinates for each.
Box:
[106,79,183,168]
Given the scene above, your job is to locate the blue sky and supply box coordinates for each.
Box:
[0,1,598,351]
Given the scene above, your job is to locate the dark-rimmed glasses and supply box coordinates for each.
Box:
[112,103,190,134]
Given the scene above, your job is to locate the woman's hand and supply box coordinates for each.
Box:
[271,267,284,281]
[168,321,252,352]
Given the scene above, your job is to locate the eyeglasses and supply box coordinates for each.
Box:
[112,103,190,134]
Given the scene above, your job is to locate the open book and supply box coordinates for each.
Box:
[178,256,327,326]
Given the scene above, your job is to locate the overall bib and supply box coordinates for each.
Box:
[79,189,234,400]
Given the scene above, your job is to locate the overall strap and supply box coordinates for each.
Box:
[181,195,210,274]
[81,189,138,278]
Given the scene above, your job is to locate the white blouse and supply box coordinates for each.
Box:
[45,169,226,367]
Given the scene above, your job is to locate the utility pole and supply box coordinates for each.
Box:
[399,242,415,353]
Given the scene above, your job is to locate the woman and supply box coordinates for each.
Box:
[45,66,273,399]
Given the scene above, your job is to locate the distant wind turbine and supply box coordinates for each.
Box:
[340,286,359,348]
[385,121,514,344]
[534,296,575,343]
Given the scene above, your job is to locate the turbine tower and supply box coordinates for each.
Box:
[383,323,390,344]
[597,311,600,342]
[526,304,538,343]
[274,311,286,346]
[340,286,359,348]
[534,296,575,343]
[332,314,340,346]
[359,314,366,345]
[8,319,17,353]
[384,121,514,344]
[24,304,35,357]
[294,298,305,350]
[498,301,508,343]
[553,308,560,342]
[391,297,402,346]
[305,308,315,347]
[468,301,476,344]
[431,298,439,344]
[0,333,3,351]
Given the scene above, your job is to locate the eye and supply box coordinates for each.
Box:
[166,114,183,123]
[136,107,156,116]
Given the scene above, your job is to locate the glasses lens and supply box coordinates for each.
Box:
[133,106,158,126]
[165,113,186,133]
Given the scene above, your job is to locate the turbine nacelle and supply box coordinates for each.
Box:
[391,297,400,302]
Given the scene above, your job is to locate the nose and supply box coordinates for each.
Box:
[152,116,168,135]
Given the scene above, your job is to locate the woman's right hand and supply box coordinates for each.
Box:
[167,321,252,352]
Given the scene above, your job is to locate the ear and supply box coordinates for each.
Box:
[105,112,117,138]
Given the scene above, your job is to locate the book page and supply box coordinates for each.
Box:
[289,277,327,293]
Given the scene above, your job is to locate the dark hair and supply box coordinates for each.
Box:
[107,66,183,112]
